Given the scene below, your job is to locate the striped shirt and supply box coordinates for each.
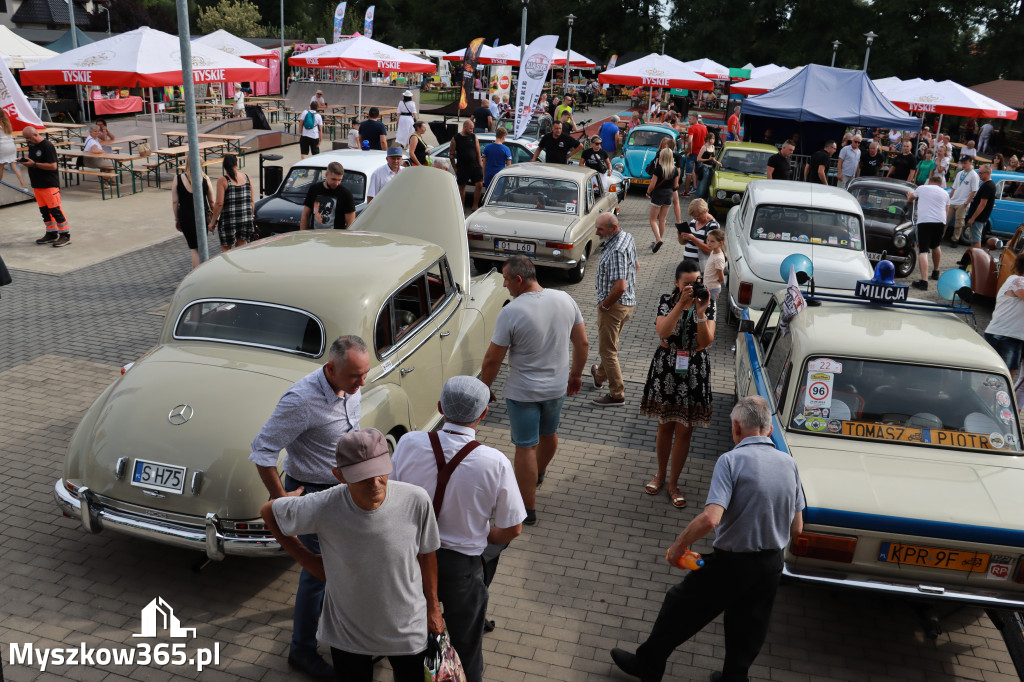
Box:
[595,228,638,306]
[249,367,361,485]
[684,217,719,271]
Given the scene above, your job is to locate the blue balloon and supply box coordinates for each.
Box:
[936,268,971,301]
[780,253,813,282]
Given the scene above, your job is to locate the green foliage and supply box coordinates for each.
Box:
[196,0,266,37]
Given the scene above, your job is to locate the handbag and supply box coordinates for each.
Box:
[424,629,466,682]
[137,141,152,157]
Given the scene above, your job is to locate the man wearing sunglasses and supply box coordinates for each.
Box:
[966,164,996,248]
[837,135,862,189]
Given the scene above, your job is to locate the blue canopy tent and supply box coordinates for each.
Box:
[45,27,94,53]
[740,64,921,154]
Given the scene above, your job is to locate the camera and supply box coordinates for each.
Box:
[690,277,709,302]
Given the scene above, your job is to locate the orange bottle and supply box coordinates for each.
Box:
[666,549,704,570]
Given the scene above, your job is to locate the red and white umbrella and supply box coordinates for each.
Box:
[193,29,279,61]
[683,58,730,80]
[552,49,596,68]
[730,66,803,95]
[598,53,714,90]
[747,63,789,80]
[443,43,521,66]
[885,79,1018,120]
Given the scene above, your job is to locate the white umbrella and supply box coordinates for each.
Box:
[599,53,713,110]
[683,58,731,80]
[730,66,804,95]
[747,63,789,80]
[193,29,279,61]
[0,25,57,69]
[444,43,521,66]
[885,78,1018,119]
[552,49,596,68]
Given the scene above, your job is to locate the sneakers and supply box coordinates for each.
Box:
[52,233,71,248]
[610,648,659,682]
[524,509,537,526]
[590,364,604,389]
[912,280,928,290]
[35,232,58,245]
[287,652,334,679]
[930,270,940,281]
[593,394,626,406]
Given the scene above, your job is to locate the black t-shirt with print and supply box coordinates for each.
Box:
[860,152,884,177]
[538,133,580,165]
[303,181,356,229]
[27,139,59,188]
[581,148,609,174]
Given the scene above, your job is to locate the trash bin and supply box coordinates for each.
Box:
[260,153,284,197]
[246,104,271,130]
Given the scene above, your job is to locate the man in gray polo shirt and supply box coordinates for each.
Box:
[611,396,804,682]
[481,256,588,526]
[250,335,370,678]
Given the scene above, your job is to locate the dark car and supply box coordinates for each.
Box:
[846,177,918,278]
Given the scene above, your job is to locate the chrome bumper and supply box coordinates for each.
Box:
[784,563,1024,609]
[54,479,283,560]
[472,254,579,270]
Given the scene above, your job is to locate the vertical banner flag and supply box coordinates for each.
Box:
[493,38,500,47]
[0,56,44,131]
[332,3,347,43]
[607,54,618,70]
[363,5,375,39]
[513,35,558,139]
[459,37,485,111]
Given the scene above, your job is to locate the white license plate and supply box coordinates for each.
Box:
[868,252,906,262]
[131,458,186,494]
[495,239,535,254]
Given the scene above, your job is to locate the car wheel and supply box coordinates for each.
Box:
[895,250,916,278]
[472,258,493,274]
[385,428,404,455]
[566,244,590,284]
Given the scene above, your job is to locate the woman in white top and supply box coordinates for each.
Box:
[934,145,951,186]
[83,125,114,169]
[395,90,417,148]
[233,85,246,115]
[0,109,25,187]
[985,253,1024,386]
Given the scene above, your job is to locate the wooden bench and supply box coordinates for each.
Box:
[60,168,120,199]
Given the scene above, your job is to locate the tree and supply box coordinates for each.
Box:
[196,0,266,37]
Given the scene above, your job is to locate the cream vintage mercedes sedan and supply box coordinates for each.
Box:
[465,163,619,283]
[54,168,510,560]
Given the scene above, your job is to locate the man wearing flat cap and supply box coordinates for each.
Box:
[392,376,526,682]
[262,428,443,682]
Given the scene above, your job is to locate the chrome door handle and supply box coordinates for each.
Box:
[401,367,415,376]
[440,331,451,337]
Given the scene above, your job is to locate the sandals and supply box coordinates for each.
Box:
[644,475,665,495]
[667,486,687,509]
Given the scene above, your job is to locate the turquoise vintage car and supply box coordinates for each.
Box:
[987,170,1024,238]
[610,123,681,189]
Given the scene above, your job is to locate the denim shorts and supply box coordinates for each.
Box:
[685,153,696,174]
[985,333,1023,371]
[506,395,566,447]
[969,220,988,245]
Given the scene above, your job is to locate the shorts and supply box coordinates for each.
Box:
[685,154,696,174]
[985,333,1023,371]
[708,286,721,301]
[456,165,483,185]
[506,395,566,447]
[969,220,988,244]
[218,219,255,247]
[650,189,674,207]
[299,136,320,155]
[917,222,944,251]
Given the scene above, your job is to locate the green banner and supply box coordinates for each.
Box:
[670,88,689,96]
[729,68,751,79]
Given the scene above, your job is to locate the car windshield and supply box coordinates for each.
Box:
[280,167,367,204]
[174,300,325,357]
[750,204,864,250]
[627,129,672,149]
[486,175,580,214]
[719,149,774,175]
[790,358,1022,453]
[851,185,911,226]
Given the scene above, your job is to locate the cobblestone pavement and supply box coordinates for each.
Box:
[0,135,1020,682]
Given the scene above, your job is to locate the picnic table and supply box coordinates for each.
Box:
[41,122,89,141]
[162,132,246,157]
[107,135,151,155]
[56,149,145,198]
[151,141,227,188]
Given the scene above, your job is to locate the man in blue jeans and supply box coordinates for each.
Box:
[249,335,370,678]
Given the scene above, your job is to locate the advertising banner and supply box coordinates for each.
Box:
[458,37,484,111]
[0,56,45,131]
[332,3,347,43]
[363,5,375,39]
[513,35,558,140]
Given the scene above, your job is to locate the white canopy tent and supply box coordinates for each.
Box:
[0,25,57,69]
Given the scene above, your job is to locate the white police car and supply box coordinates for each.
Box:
[736,260,1024,608]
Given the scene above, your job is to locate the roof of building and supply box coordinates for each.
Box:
[969,80,1024,111]
[11,0,91,28]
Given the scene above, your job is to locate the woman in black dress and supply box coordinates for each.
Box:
[408,120,431,166]
[639,259,716,508]
[171,164,215,269]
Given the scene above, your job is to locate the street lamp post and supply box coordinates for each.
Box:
[520,0,528,66]
[564,13,575,95]
[280,0,285,95]
[863,31,877,71]
[65,0,87,123]
[661,33,666,55]
[830,39,840,67]
[99,5,110,35]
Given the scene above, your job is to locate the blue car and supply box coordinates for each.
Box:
[611,123,682,189]
[988,170,1024,237]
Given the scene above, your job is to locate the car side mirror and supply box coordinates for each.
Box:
[738,319,755,334]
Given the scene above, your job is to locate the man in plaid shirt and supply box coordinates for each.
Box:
[591,213,638,406]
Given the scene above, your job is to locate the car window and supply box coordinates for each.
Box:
[511,144,534,164]
[174,300,324,357]
[998,180,1024,202]
[627,130,672,148]
[486,175,580,214]
[586,176,600,212]
[755,298,781,354]
[375,274,430,356]
[751,204,864,250]
[719,149,773,176]
[789,358,1022,453]
[764,327,793,408]
[281,168,367,204]
[426,259,454,311]
[851,185,912,226]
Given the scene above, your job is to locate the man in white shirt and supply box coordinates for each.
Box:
[978,121,994,154]
[837,135,861,189]
[233,86,246,115]
[392,376,526,682]
[366,147,403,202]
[488,93,501,121]
[299,102,323,159]
[947,156,979,245]
[961,139,978,160]
[907,175,951,290]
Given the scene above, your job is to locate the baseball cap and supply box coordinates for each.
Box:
[386,146,403,157]
[440,376,490,423]
[335,428,392,483]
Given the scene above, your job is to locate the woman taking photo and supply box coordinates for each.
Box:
[645,147,679,253]
[207,154,256,252]
[640,259,716,508]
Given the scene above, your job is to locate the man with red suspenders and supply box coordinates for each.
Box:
[392,376,526,682]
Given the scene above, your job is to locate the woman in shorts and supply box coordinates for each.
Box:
[985,252,1024,383]
[645,147,678,253]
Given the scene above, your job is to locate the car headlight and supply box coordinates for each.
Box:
[731,193,741,203]
[613,162,624,172]
[893,234,907,248]
[716,190,726,200]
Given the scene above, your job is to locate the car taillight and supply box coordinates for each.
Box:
[738,281,753,305]
[791,532,857,563]
[545,242,574,250]
[1014,557,1024,584]
[121,361,135,375]
[467,233,485,241]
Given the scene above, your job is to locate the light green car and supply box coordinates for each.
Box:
[708,141,778,219]
[54,167,510,560]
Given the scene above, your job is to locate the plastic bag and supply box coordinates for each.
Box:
[423,630,466,682]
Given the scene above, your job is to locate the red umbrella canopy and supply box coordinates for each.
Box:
[598,53,714,91]
[289,35,435,73]
[20,26,269,87]
[193,29,279,61]
[886,79,1018,120]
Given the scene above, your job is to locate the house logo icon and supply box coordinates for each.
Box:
[133,597,197,639]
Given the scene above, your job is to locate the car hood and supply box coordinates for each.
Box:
[790,433,1024,534]
[863,216,911,239]
[67,345,298,520]
[624,147,657,178]
[745,240,873,287]
[253,195,304,224]
[713,170,763,192]
[468,208,578,243]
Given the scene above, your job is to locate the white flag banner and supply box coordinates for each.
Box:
[0,55,43,131]
[513,34,558,140]
[779,265,806,331]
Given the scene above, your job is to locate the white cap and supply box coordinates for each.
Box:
[440,376,490,423]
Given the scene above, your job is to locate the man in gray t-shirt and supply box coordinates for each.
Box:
[262,428,442,682]
[612,396,804,682]
[481,256,589,526]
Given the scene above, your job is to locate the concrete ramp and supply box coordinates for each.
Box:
[0,181,33,208]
